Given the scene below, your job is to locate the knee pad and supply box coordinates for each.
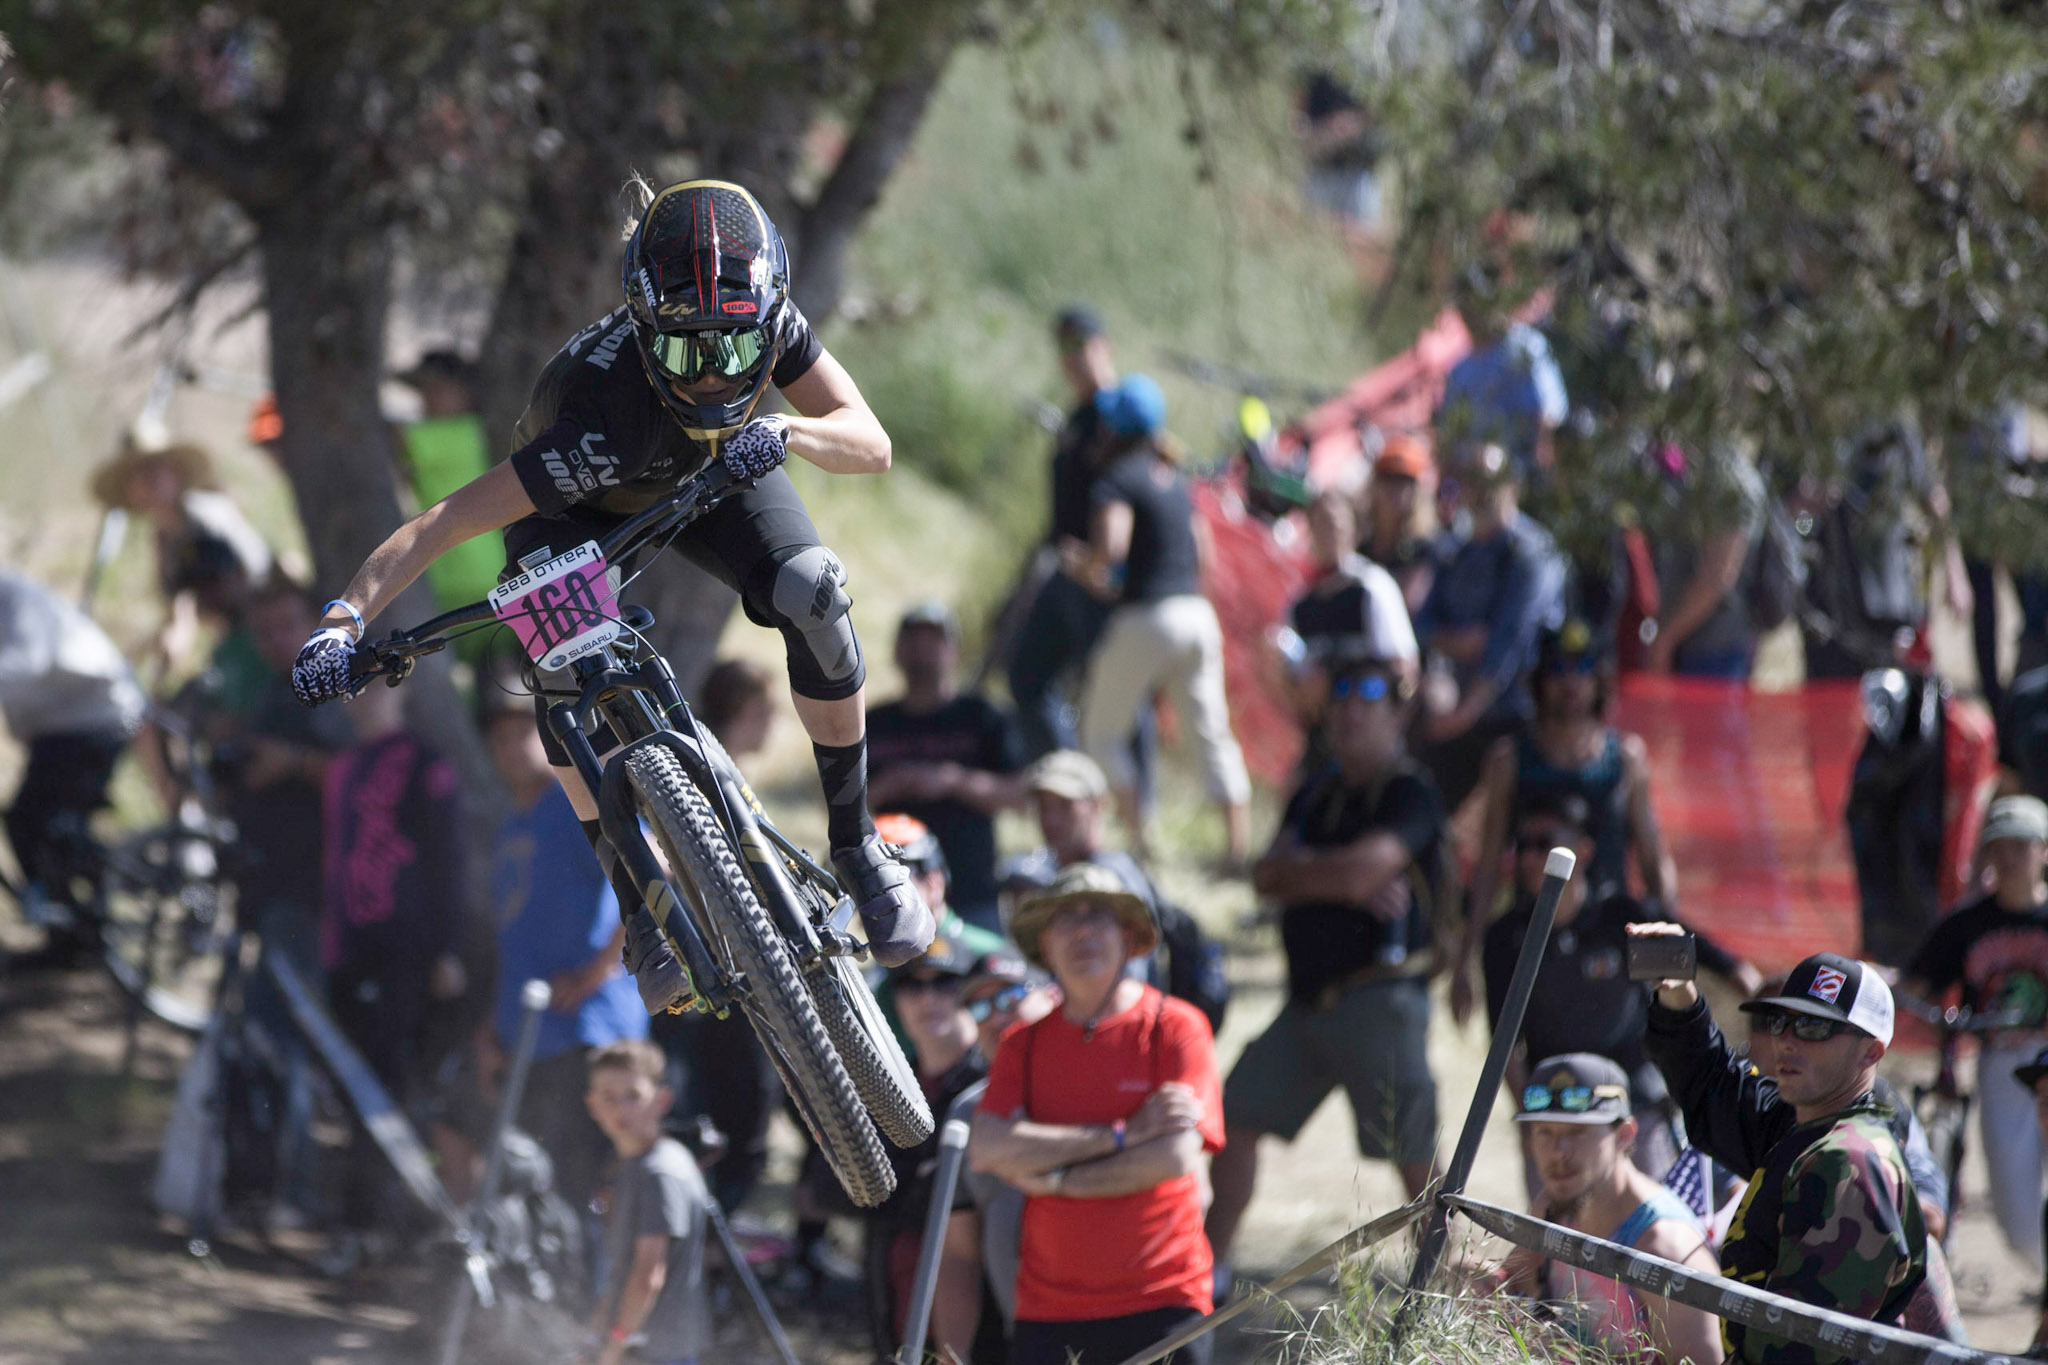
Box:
[749,545,864,699]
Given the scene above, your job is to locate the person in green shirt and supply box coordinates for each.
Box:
[392,350,506,637]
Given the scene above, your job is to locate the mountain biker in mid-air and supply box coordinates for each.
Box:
[291,179,936,1010]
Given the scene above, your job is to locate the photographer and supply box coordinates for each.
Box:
[1640,940,1961,1361]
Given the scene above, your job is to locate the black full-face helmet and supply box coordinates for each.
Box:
[622,180,792,445]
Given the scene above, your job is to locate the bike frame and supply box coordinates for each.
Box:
[365,466,865,1018]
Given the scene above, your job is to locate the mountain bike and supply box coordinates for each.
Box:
[1897,990,2036,1242]
[347,463,933,1207]
[1,714,238,1038]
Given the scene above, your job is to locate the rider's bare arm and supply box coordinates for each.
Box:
[318,461,537,637]
[777,349,891,475]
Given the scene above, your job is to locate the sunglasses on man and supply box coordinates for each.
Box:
[967,984,1031,1022]
[1521,1082,1628,1114]
[895,973,965,997]
[1329,672,1393,703]
[1749,1009,1855,1042]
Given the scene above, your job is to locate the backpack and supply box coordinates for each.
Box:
[1153,899,1230,1035]
[1743,496,1810,632]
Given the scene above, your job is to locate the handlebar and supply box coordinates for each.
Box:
[350,463,750,684]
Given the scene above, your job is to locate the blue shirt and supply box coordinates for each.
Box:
[1437,322,1568,473]
[1415,515,1565,718]
[492,785,647,1059]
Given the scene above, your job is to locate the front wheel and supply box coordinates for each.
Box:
[809,951,934,1148]
[620,746,895,1208]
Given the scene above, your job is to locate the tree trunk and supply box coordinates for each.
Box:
[254,183,504,827]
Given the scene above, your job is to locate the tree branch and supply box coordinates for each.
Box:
[791,26,961,322]
[6,6,289,207]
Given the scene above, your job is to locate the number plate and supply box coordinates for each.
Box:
[488,541,623,670]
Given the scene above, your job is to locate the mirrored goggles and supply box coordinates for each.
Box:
[648,326,768,383]
[1521,1082,1627,1115]
[1329,672,1393,703]
[1752,1010,1850,1042]
[967,984,1031,1022]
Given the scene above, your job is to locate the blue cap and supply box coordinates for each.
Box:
[1096,374,1167,439]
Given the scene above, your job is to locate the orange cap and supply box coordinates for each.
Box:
[247,394,283,445]
[1374,432,1432,480]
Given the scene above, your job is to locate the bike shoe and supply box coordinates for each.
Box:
[832,835,936,968]
[623,905,695,1015]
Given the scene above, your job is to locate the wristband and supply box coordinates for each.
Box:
[1046,1165,1067,1194]
[323,599,366,641]
[609,1324,629,1344]
[1111,1119,1126,1153]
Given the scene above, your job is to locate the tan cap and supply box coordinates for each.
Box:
[1026,750,1110,802]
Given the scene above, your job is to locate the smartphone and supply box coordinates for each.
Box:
[1626,930,1697,984]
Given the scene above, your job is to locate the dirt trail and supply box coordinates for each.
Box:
[0,952,2038,1363]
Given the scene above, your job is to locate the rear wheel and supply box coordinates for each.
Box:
[620,746,895,1207]
[98,826,233,1033]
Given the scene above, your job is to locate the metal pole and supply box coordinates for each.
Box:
[1393,847,1574,1339]
[707,1197,801,1365]
[436,978,551,1365]
[899,1117,974,1365]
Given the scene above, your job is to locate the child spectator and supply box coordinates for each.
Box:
[484,693,647,1212]
[319,680,468,1263]
[585,1040,713,1365]
[697,657,776,759]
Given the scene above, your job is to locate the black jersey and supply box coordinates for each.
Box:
[507,305,822,519]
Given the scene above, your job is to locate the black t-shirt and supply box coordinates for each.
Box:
[873,1049,990,1235]
[1903,892,2048,1034]
[1090,452,1202,604]
[865,695,1027,917]
[1482,892,1741,1104]
[507,304,822,520]
[1275,760,1445,1005]
[1048,402,1103,545]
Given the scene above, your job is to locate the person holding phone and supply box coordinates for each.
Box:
[1640,943,1963,1359]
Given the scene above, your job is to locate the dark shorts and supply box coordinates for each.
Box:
[1012,1306,1212,1365]
[1223,975,1438,1164]
[502,467,841,765]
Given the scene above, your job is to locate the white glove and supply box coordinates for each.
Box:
[721,416,791,479]
[292,627,365,707]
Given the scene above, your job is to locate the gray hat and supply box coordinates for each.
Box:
[897,600,959,640]
[1981,795,2048,849]
[1515,1053,1632,1125]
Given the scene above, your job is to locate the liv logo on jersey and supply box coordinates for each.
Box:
[1809,966,1847,1004]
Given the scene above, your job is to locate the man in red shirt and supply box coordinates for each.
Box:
[969,863,1224,1365]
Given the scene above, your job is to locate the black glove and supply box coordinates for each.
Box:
[721,415,790,479]
[292,628,365,707]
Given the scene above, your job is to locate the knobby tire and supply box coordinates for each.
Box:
[809,953,933,1148]
[621,746,895,1207]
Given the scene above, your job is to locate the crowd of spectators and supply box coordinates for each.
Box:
[9,274,2048,1365]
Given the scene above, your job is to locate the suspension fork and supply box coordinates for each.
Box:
[547,702,735,1014]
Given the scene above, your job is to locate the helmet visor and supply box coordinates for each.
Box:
[649,326,769,384]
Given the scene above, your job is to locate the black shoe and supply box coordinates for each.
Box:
[831,836,936,968]
[623,906,694,1014]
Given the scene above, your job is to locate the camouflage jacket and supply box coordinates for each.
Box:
[1645,997,1952,1364]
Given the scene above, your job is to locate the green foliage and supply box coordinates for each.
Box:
[836,27,1375,539]
[1373,0,2048,565]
